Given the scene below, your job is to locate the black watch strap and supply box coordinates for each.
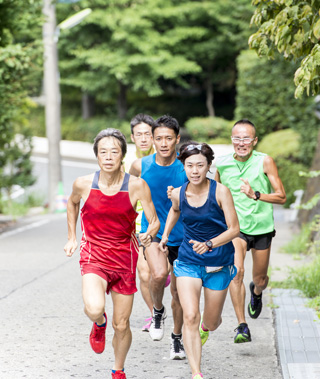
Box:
[254,191,261,201]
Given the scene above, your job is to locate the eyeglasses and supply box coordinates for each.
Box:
[184,144,202,152]
[231,137,255,145]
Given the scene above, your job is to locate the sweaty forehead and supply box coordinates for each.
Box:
[133,122,152,134]
[185,153,207,164]
[153,127,176,138]
[232,124,256,137]
[98,136,121,149]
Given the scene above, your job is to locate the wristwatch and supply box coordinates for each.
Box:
[205,240,213,251]
[254,191,261,201]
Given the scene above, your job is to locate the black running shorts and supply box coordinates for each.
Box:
[239,230,276,251]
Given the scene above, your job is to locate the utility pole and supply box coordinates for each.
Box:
[42,0,62,212]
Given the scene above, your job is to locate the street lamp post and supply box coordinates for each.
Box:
[42,0,61,212]
[42,1,91,212]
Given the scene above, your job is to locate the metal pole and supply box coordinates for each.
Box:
[42,0,62,212]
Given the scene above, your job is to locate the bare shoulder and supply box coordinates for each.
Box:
[263,155,277,172]
[129,158,142,176]
[73,174,94,193]
[172,187,180,199]
[129,175,147,192]
[216,181,231,199]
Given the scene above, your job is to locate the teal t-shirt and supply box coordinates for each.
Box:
[216,150,274,235]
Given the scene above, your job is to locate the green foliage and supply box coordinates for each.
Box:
[286,254,320,298]
[250,0,320,98]
[61,116,131,142]
[235,49,319,164]
[0,192,44,219]
[0,0,42,209]
[56,0,253,118]
[257,129,308,207]
[184,116,233,143]
[280,219,317,255]
[257,129,300,158]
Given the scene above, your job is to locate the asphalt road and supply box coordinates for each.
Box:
[0,212,282,379]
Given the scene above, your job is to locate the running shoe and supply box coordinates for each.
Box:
[170,333,186,360]
[234,323,252,343]
[165,273,171,288]
[199,313,209,346]
[142,317,152,332]
[89,312,107,354]
[248,281,263,319]
[149,307,167,341]
[192,374,203,379]
[111,370,126,379]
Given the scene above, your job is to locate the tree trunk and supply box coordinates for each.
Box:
[117,82,127,119]
[81,92,95,119]
[205,77,215,117]
[298,128,320,226]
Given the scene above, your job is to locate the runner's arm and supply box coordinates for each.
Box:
[210,183,240,248]
[214,169,221,183]
[262,155,286,204]
[129,158,142,177]
[64,178,83,257]
[137,179,160,247]
[160,188,181,251]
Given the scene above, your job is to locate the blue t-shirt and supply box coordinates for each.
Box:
[178,179,235,266]
[140,153,187,246]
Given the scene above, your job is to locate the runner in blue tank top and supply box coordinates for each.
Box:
[130,115,187,359]
[159,142,239,379]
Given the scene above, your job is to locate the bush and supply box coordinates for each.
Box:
[61,116,131,143]
[27,106,132,143]
[184,116,233,143]
[235,50,319,166]
[257,130,308,207]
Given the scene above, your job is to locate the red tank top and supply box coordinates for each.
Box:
[80,171,139,272]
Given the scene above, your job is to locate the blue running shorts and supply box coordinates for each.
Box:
[173,259,237,291]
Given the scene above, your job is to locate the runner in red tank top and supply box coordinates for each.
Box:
[64,129,160,379]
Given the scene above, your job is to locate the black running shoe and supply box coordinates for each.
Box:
[234,323,251,343]
[248,281,262,319]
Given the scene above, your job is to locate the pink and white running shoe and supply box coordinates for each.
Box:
[142,317,152,332]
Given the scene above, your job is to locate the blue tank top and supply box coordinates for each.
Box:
[178,179,235,266]
[140,153,187,246]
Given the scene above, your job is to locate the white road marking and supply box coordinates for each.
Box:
[0,219,50,240]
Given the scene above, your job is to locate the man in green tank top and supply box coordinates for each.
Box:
[215,119,286,344]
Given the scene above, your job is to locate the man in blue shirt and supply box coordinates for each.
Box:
[130,115,187,360]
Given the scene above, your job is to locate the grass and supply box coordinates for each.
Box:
[0,193,45,219]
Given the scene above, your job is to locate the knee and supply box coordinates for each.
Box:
[170,286,180,303]
[254,275,269,290]
[138,268,150,284]
[112,318,130,335]
[206,316,222,332]
[151,268,167,284]
[84,302,104,321]
[183,312,200,328]
[232,267,245,287]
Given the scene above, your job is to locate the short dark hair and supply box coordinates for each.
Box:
[130,113,155,134]
[233,119,256,135]
[93,128,127,157]
[178,141,214,166]
[153,114,180,136]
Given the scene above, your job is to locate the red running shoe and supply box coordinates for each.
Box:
[89,313,107,354]
[112,370,126,379]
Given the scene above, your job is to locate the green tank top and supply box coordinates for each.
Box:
[216,150,274,235]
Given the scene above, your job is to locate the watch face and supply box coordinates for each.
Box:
[206,240,213,248]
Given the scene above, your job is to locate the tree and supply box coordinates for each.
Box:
[0,0,42,211]
[57,0,202,119]
[249,0,320,224]
[57,0,253,119]
[249,0,320,98]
